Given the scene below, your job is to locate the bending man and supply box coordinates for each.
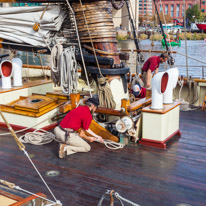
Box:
[142,53,168,88]
[54,97,103,159]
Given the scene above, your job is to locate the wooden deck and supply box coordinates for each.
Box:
[0,110,206,206]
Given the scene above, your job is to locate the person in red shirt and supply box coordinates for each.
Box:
[54,97,103,159]
[132,84,146,98]
[142,53,168,88]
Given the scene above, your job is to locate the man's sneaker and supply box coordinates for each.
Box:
[58,143,66,159]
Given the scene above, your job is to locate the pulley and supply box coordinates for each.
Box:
[115,116,134,133]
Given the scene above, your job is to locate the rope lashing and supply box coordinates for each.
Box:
[98,77,116,109]
[19,129,56,145]
[50,42,63,87]
[33,4,49,32]
[98,190,140,206]
[60,46,78,94]
[0,179,15,189]
[112,0,125,10]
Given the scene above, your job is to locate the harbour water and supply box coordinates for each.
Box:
[118,39,206,78]
[1,40,206,79]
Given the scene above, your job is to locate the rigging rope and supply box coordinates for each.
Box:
[0,179,59,206]
[65,0,92,97]
[0,111,60,204]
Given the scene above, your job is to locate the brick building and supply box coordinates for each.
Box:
[139,0,153,16]
[200,0,206,13]
[154,0,200,21]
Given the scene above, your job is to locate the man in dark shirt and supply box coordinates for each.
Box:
[54,97,103,158]
[142,53,168,88]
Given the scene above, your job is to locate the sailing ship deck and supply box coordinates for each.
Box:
[0,110,206,206]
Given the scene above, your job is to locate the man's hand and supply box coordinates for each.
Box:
[89,137,95,142]
[95,136,104,143]
[146,82,151,88]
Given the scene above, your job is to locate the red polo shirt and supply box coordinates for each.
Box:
[60,106,92,131]
[142,56,160,72]
[139,87,146,98]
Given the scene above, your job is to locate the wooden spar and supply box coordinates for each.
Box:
[120,49,177,54]
[0,39,50,54]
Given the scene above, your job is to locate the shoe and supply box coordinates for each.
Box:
[58,143,66,159]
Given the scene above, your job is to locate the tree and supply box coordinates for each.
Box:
[186,4,201,23]
[152,12,172,24]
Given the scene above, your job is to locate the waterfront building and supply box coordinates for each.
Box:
[154,0,201,21]
[139,0,153,17]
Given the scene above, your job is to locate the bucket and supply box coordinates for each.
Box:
[12,58,23,87]
[0,60,13,89]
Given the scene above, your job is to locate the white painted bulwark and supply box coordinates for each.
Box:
[109,78,129,110]
[142,104,180,142]
[0,109,58,129]
[0,82,53,104]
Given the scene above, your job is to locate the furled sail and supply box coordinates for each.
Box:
[0,5,67,47]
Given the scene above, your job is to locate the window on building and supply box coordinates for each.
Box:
[160,5,163,12]
[165,4,168,15]
[171,4,174,17]
[182,5,185,17]
[176,4,180,17]
[188,4,192,8]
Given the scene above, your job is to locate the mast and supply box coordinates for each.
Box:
[152,0,174,65]
[183,0,189,78]
[125,0,144,63]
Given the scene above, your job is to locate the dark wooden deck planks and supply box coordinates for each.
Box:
[0,110,206,206]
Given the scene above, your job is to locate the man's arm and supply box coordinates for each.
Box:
[146,69,152,88]
[79,129,95,142]
[86,129,104,143]
[154,68,159,75]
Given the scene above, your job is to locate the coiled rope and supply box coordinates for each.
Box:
[98,190,140,206]
[50,42,63,87]
[19,129,56,145]
[60,46,78,94]
[101,140,125,150]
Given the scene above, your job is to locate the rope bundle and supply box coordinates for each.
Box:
[60,46,78,94]
[98,77,116,109]
[50,42,63,87]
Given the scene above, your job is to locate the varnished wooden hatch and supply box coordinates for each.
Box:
[0,94,67,117]
[14,95,57,113]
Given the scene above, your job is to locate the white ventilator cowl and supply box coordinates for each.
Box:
[151,72,169,110]
[12,58,23,87]
[163,68,179,104]
[0,60,13,89]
